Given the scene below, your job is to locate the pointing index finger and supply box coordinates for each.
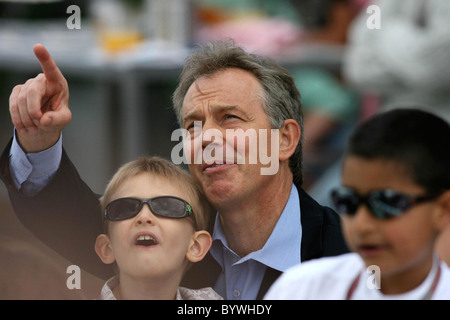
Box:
[33,43,64,83]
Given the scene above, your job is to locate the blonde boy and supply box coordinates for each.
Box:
[94,156,222,300]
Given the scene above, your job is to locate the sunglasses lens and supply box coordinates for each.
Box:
[331,187,428,220]
[331,187,360,215]
[370,190,409,218]
[150,197,188,218]
[106,198,141,221]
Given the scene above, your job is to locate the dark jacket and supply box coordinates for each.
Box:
[0,139,349,299]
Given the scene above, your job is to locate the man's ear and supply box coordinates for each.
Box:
[95,234,116,264]
[278,119,301,162]
[186,231,212,263]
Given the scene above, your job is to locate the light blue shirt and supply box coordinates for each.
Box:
[210,183,302,300]
[9,131,62,196]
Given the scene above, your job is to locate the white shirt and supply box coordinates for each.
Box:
[264,252,450,300]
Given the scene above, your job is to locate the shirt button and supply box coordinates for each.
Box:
[233,289,241,298]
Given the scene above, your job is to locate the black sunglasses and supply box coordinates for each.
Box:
[330,186,440,219]
[104,196,196,225]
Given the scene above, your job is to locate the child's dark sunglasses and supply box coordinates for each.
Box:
[330,186,441,220]
[104,196,196,225]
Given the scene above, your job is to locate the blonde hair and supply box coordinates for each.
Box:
[100,156,212,232]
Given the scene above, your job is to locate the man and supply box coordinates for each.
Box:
[0,40,348,300]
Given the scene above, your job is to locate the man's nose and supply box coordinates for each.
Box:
[201,119,224,148]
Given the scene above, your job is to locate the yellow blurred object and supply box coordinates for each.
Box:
[99,30,144,54]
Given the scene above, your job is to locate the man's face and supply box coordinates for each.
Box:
[181,68,279,210]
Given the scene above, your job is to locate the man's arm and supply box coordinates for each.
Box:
[1,44,113,280]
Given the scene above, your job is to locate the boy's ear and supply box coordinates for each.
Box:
[278,119,301,162]
[434,190,450,230]
[186,231,212,263]
[95,234,116,264]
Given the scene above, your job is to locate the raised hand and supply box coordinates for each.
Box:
[9,43,72,152]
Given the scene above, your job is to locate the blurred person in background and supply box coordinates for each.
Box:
[343,0,450,123]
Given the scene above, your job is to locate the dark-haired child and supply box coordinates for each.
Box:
[265,108,450,299]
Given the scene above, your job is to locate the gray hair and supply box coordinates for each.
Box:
[172,39,304,185]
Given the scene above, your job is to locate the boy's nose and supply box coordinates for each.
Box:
[353,205,377,233]
[135,203,156,225]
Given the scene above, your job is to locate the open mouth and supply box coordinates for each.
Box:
[135,234,158,247]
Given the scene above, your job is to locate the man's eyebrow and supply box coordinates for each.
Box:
[183,105,249,123]
[183,110,203,124]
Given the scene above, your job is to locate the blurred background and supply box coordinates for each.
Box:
[1,0,449,299]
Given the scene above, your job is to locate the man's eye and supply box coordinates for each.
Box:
[225,114,238,120]
[186,121,202,131]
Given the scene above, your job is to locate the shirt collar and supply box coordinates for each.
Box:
[210,183,302,272]
[99,276,220,300]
